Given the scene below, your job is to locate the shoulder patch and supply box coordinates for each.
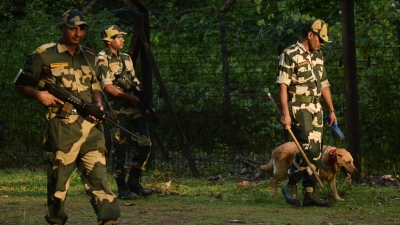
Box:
[35,42,56,54]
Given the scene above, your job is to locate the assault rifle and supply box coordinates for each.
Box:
[13,69,141,140]
[113,72,159,125]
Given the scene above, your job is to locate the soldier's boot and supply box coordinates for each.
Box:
[115,178,135,200]
[127,168,152,197]
[281,182,301,207]
[302,187,333,207]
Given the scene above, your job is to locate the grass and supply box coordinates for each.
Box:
[1,168,400,225]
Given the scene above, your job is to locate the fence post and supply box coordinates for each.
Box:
[219,0,236,149]
[126,0,200,177]
[340,0,362,182]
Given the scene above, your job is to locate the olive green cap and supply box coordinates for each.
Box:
[60,9,88,28]
[101,25,127,41]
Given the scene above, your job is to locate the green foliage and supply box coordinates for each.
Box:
[1,0,400,175]
[0,0,117,167]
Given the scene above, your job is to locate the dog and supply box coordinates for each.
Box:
[259,142,358,201]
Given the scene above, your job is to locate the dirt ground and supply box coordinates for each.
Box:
[0,195,274,225]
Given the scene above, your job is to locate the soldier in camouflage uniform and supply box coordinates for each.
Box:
[96,25,152,200]
[276,19,337,207]
[14,9,120,225]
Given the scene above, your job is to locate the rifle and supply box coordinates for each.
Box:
[113,72,159,125]
[13,69,141,140]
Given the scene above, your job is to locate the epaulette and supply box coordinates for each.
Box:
[35,42,57,54]
[121,53,132,60]
[81,46,95,55]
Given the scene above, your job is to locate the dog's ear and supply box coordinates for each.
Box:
[335,153,344,172]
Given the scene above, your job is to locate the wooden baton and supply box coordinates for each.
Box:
[265,90,324,188]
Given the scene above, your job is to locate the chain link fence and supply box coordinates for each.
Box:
[1,3,399,177]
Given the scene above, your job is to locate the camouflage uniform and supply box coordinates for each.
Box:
[276,41,329,187]
[17,9,120,225]
[96,25,152,199]
[276,19,335,208]
[97,49,151,177]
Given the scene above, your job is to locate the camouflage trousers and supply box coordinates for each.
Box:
[111,114,151,179]
[43,115,120,225]
[287,102,323,188]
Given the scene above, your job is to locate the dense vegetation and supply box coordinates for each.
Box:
[0,0,399,178]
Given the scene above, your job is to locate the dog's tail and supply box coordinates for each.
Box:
[259,158,273,172]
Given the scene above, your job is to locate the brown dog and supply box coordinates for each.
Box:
[259,142,357,201]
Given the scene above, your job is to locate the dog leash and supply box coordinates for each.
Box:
[324,114,345,139]
[321,114,345,168]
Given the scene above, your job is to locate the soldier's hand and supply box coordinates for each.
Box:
[142,109,151,117]
[89,102,104,122]
[92,101,104,111]
[326,112,337,127]
[280,114,292,130]
[37,90,64,106]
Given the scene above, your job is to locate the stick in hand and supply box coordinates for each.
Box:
[264,88,324,188]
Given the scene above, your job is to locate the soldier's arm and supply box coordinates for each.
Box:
[278,83,291,130]
[104,84,140,107]
[14,85,63,107]
[321,87,337,126]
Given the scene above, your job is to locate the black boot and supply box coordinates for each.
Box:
[282,182,301,207]
[115,178,135,200]
[127,168,152,196]
[302,187,332,207]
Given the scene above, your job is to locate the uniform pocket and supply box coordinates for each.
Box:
[291,108,313,143]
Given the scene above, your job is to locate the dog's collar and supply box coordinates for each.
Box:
[321,146,337,169]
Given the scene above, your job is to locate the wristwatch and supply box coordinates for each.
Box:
[327,109,335,114]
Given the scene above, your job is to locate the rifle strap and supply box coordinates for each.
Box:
[80,46,118,119]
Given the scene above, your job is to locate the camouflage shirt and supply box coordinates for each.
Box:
[276,41,330,98]
[96,48,140,115]
[21,39,100,119]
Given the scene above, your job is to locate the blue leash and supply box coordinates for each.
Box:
[321,115,345,168]
[324,114,345,139]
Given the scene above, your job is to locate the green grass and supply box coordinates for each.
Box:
[1,169,400,225]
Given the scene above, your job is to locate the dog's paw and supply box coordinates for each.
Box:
[335,197,345,201]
